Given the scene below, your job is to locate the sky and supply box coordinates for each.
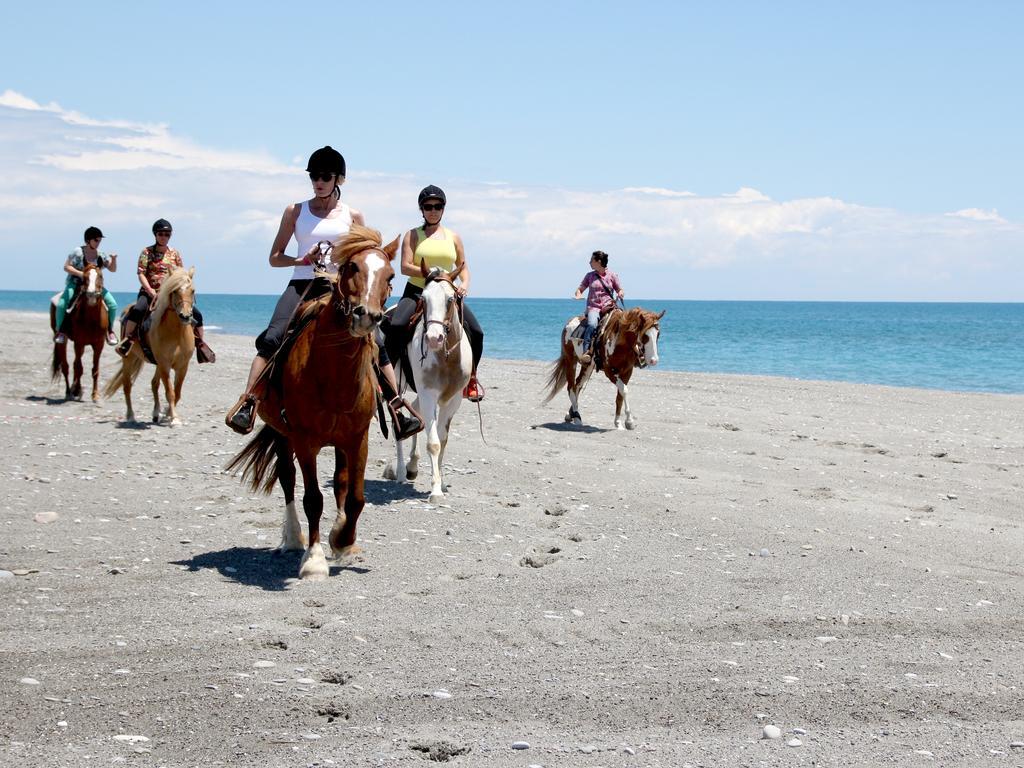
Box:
[1,1,1021,300]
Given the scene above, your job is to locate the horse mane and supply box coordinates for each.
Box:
[152,268,193,322]
[331,224,383,267]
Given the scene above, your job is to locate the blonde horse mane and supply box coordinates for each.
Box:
[152,268,194,322]
[331,224,383,267]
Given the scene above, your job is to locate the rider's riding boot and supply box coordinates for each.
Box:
[463,374,484,402]
[194,327,216,364]
[389,397,423,440]
[105,331,117,346]
[225,394,258,435]
[580,325,596,364]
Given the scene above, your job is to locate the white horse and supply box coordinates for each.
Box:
[386,267,472,503]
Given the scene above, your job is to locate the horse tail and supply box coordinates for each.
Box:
[224,425,281,495]
[543,354,569,404]
[51,344,62,384]
[102,354,144,399]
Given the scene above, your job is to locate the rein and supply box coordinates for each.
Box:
[418,275,464,362]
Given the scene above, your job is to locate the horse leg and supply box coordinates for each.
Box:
[58,345,71,400]
[330,438,366,559]
[295,445,328,580]
[122,362,135,422]
[90,343,101,402]
[430,397,460,503]
[167,363,187,427]
[416,392,445,503]
[273,438,304,551]
[405,394,422,481]
[150,368,163,424]
[614,376,634,430]
[71,343,84,401]
[563,352,581,424]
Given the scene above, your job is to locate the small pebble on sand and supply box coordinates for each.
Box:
[511,741,530,750]
[20,677,40,685]
[787,737,803,747]
[762,725,782,739]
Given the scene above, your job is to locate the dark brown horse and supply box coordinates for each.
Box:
[545,307,664,429]
[50,263,109,402]
[226,225,397,580]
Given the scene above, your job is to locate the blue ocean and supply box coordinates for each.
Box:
[5,291,1022,394]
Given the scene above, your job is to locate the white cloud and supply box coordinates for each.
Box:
[946,207,1006,223]
[1,90,1021,300]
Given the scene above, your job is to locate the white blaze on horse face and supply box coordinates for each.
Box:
[645,327,660,366]
[86,269,98,293]
[362,252,388,312]
[424,281,453,351]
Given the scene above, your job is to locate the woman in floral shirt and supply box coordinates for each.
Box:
[116,219,213,362]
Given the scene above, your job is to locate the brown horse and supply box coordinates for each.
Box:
[226,225,397,580]
[104,267,197,426]
[545,306,665,430]
[50,263,109,402]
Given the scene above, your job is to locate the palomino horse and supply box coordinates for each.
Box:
[385,264,472,503]
[545,307,664,429]
[226,225,397,580]
[50,263,109,402]
[103,267,197,426]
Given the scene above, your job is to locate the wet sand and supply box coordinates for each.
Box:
[1,309,1023,767]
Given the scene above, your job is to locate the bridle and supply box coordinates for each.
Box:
[419,272,463,359]
[310,240,392,323]
[634,320,660,369]
[170,279,194,324]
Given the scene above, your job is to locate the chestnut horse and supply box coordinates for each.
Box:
[50,263,109,402]
[545,307,664,429]
[103,267,197,426]
[384,264,472,503]
[226,225,397,580]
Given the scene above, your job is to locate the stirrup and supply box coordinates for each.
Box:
[115,338,133,357]
[226,394,257,435]
[54,333,67,345]
[463,377,484,403]
[388,397,424,441]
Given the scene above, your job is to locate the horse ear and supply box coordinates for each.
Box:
[383,236,399,261]
[189,266,195,279]
[656,310,665,320]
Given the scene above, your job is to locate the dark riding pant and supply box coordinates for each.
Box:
[382,283,483,370]
[127,289,204,328]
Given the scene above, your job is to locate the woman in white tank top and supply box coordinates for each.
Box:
[226,147,421,440]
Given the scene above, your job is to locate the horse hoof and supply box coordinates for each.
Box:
[428,492,444,505]
[406,469,419,482]
[334,544,362,560]
[382,463,395,480]
[564,413,573,423]
[625,420,636,431]
[572,417,582,426]
[299,546,329,580]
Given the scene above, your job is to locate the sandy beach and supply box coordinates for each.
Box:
[1,308,1022,767]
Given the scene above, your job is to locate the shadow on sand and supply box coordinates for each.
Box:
[533,421,612,434]
[172,546,368,591]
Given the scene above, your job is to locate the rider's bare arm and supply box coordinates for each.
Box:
[268,205,303,267]
[453,233,469,296]
[400,228,423,278]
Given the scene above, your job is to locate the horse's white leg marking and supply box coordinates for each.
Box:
[299,543,329,581]
[646,328,660,367]
[277,500,306,551]
[429,396,459,503]
[615,377,633,430]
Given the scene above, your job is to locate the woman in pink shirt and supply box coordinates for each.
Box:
[573,250,624,363]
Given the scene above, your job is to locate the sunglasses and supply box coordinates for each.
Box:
[155,231,172,237]
[309,171,336,183]
[421,203,445,212]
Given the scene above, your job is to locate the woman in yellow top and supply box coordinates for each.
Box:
[383,185,484,401]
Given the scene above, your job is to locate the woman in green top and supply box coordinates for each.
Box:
[55,226,118,345]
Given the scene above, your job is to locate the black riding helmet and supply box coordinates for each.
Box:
[306,145,346,177]
[418,185,446,207]
[152,218,173,234]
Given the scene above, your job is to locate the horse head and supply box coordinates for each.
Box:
[421,270,459,352]
[634,309,664,368]
[81,263,104,305]
[331,225,397,336]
